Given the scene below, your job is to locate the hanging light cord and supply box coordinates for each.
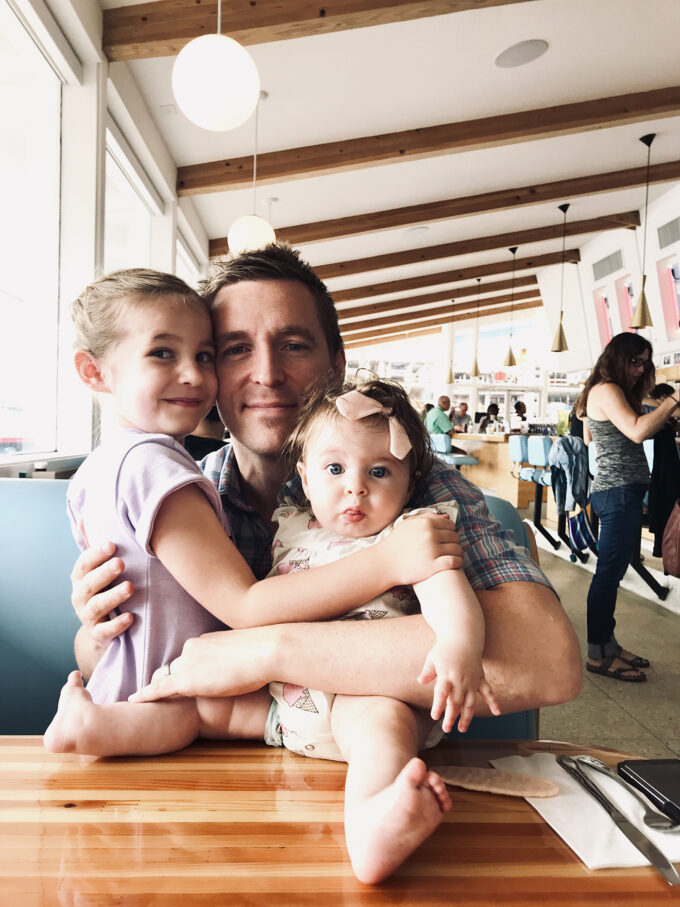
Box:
[252,100,259,216]
[559,207,568,318]
[509,247,517,340]
[217,0,222,35]
[640,138,652,277]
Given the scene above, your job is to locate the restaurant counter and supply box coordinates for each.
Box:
[452,432,548,510]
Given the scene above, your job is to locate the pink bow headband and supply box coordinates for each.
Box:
[335,390,412,460]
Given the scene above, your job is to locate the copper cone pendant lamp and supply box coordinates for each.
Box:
[503,247,517,367]
[551,203,570,352]
[630,133,655,329]
[470,279,481,377]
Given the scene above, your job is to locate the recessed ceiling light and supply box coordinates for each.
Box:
[494,39,549,69]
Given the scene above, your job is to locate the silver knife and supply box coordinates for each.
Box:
[556,754,680,886]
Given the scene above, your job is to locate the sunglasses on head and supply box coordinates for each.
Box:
[630,357,652,370]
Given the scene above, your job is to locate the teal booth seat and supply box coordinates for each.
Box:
[0,479,537,740]
[0,479,80,734]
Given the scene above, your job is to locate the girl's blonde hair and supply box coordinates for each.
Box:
[286,374,433,481]
[71,268,206,357]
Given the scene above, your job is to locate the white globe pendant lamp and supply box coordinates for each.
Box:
[172,1,260,131]
[228,214,276,255]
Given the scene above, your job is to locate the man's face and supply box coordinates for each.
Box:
[212,280,345,459]
[440,397,450,411]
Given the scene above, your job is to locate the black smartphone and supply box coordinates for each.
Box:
[617,759,680,823]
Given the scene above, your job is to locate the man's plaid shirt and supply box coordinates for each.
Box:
[201,445,553,592]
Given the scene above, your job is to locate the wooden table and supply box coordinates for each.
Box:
[2,737,678,904]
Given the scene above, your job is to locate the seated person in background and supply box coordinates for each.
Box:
[514,401,527,421]
[568,407,584,439]
[510,400,528,433]
[479,403,500,434]
[449,400,471,433]
[422,402,434,421]
[425,395,466,453]
[184,405,227,460]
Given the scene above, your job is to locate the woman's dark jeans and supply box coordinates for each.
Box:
[586,482,648,657]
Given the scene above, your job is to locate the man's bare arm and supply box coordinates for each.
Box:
[132,582,582,713]
[71,542,134,680]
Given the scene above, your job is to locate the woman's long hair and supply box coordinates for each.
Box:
[576,332,655,416]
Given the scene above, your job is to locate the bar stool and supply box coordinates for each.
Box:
[430,434,479,470]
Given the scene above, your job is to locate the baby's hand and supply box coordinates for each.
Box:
[383,512,463,586]
[417,640,501,734]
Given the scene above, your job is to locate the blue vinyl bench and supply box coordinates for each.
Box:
[0,478,537,740]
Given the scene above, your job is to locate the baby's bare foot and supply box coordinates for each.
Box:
[346,757,451,885]
[43,671,100,754]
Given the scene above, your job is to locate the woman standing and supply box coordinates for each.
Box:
[577,333,679,682]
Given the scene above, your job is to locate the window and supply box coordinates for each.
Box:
[104,149,153,273]
[615,277,634,332]
[176,235,202,289]
[0,5,61,457]
[656,257,680,341]
[594,290,613,348]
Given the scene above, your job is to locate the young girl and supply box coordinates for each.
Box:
[45,269,463,882]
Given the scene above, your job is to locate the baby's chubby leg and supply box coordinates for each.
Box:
[44,670,201,757]
[330,694,450,885]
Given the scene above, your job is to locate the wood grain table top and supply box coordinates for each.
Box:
[1,736,678,904]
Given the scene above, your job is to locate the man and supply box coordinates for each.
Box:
[425,395,467,455]
[424,395,455,437]
[450,401,471,433]
[72,245,580,717]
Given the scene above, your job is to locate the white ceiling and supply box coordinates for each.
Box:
[99,0,680,338]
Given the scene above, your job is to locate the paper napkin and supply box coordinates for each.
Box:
[490,753,680,870]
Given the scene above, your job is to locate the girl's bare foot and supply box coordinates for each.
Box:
[43,671,103,754]
[346,757,451,885]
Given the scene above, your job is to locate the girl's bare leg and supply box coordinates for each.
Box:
[44,670,270,757]
[330,694,450,885]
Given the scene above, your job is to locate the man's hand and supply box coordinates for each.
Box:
[129,629,273,703]
[417,640,500,734]
[71,541,134,643]
[382,512,463,587]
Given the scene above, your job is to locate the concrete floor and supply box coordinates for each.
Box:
[535,542,680,759]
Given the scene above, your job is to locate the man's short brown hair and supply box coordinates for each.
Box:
[201,244,343,359]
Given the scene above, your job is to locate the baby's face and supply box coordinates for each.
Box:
[297,417,412,539]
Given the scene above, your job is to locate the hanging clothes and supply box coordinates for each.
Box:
[647,422,680,557]
[548,435,590,514]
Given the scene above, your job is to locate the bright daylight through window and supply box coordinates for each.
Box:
[0,4,60,458]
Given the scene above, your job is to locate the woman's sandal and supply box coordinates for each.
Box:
[586,656,647,682]
[615,647,650,669]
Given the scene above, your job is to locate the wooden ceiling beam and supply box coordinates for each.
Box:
[273,159,680,245]
[342,300,541,342]
[316,211,639,280]
[341,291,541,333]
[103,0,528,62]
[337,276,538,320]
[345,327,442,349]
[332,250,580,302]
[184,87,680,196]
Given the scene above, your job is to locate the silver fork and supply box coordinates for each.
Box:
[576,755,679,832]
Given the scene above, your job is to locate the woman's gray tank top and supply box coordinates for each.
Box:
[587,417,650,493]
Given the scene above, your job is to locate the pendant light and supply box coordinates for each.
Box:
[551,203,570,352]
[469,279,481,377]
[172,0,260,132]
[445,298,455,384]
[228,92,276,255]
[503,247,518,368]
[630,133,656,329]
